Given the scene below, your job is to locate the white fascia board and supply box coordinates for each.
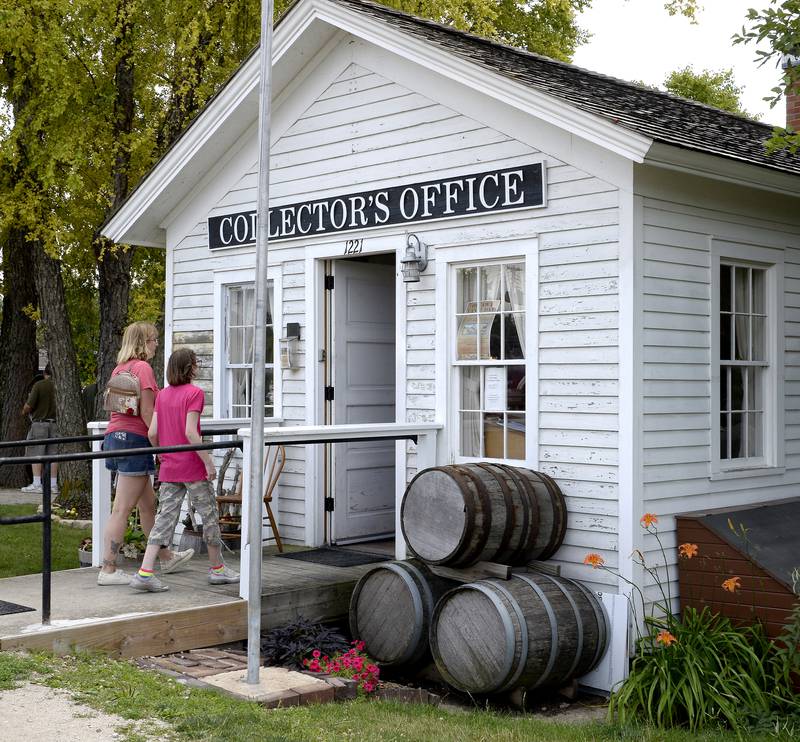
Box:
[309,0,653,163]
[645,142,800,198]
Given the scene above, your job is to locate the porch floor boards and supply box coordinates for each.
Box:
[0,552,378,658]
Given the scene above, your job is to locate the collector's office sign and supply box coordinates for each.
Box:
[208,162,545,248]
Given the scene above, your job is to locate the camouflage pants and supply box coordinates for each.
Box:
[149,480,222,548]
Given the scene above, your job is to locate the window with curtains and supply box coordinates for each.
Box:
[718,262,768,462]
[224,282,274,418]
[454,261,526,460]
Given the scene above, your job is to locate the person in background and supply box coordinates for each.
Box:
[21,363,59,496]
[131,347,239,592]
[98,321,193,586]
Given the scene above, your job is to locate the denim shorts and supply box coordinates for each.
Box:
[103,431,155,476]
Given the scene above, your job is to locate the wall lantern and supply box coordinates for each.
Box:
[400,233,429,283]
[279,322,301,369]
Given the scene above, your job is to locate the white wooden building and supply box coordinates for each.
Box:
[103,0,800,611]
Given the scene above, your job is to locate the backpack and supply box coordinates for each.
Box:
[103,363,141,416]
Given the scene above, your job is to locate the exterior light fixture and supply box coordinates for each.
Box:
[400,233,429,283]
[279,322,301,369]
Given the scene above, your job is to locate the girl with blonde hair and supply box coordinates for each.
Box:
[98,321,193,585]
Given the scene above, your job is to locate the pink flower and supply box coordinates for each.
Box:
[353,640,365,651]
[312,649,321,658]
[366,664,378,674]
[363,682,375,692]
[308,659,320,672]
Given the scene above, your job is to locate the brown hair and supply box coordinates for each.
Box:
[117,321,157,364]
[166,347,197,387]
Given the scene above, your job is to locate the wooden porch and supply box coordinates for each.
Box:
[0,550,385,658]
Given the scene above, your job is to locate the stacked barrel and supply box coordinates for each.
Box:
[349,463,608,695]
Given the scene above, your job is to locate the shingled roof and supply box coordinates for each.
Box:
[333,0,800,178]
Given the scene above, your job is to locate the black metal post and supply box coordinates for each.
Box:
[41,459,52,625]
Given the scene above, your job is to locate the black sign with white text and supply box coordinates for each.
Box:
[208,162,545,249]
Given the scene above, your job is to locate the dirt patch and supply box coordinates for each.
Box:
[0,682,170,741]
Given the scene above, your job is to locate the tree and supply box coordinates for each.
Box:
[664,66,756,118]
[734,0,800,153]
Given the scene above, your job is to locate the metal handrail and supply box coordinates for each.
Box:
[0,435,243,625]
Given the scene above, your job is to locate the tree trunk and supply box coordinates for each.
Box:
[0,227,40,487]
[31,239,91,497]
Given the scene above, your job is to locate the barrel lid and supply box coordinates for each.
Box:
[431,585,515,694]
[401,469,467,562]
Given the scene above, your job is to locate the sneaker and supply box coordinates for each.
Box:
[21,483,43,494]
[97,569,132,586]
[130,573,169,592]
[159,548,195,574]
[208,565,240,585]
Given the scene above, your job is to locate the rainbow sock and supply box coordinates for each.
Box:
[138,568,154,580]
[210,564,225,574]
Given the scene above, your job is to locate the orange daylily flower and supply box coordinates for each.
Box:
[656,630,677,646]
[640,513,658,528]
[722,576,742,593]
[583,553,605,568]
[678,543,698,559]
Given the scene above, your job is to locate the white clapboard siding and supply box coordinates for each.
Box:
[168,60,624,555]
[640,193,800,600]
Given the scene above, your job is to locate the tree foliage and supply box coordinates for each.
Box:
[734,0,800,153]
[664,66,757,118]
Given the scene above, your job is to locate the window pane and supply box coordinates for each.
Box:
[456,314,478,360]
[244,286,255,325]
[748,367,762,412]
[457,268,477,312]
[751,317,765,361]
[720,264,732,312]
[266,324,274,364]
[484,313,500,360]
[748,412,763,457]
[733,315,749,361]
[730,412,744,458]
[504,263,525,310]
[752,269,766,314]
[730,367,745,411]
[460,366,480,410]
[720,315,732,361]
[244,327,254,364]
[231,368,250,416]
[264,368,274,416]
[460,412,481,457]
[230,287,244,326]
[734,266,749,312]
[721,413,729,459]
[507,414,526,460]
[266,285,274,325]
[480,265,501,302]
[507,365,526,411]
[483,413,504,458]
[720,368,729,412]
[504,313,525,359]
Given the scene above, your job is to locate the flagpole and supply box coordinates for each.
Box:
[247,0,275,685]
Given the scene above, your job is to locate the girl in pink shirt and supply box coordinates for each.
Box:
[131,347,238,591]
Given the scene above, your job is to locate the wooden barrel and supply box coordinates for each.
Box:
[429,571,608,694]
[349,560,459,667]
[400,463,567,567]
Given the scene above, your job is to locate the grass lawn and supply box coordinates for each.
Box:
[0,504,90,578]
[0,651,795,742]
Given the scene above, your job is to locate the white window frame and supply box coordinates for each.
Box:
[213,267,282,422]
[710,240,783,478]
[436,236,538,466]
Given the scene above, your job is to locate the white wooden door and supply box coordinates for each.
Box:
[332,259,396,542]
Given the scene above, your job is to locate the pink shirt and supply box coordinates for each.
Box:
[106,360,159,439]
[154,383,206,483]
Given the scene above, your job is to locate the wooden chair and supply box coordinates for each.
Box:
[216,445,285,552]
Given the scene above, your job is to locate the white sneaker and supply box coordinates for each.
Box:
[208,565,240,585]
[160,548,194,574]
[97,569,131,586]
[21,483,43,493]
[130,573,169,592]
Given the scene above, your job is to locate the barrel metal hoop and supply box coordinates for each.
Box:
[384,562,426,665]
[567,577,610,671]
[512,573,559,690]
[475,463,515,560]
[453,464,492,563]
[531,571,584,680]
[482,579,529,693]
[496,464,536,561]
[526,470,565,560]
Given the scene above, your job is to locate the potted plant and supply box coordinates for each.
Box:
[78,537,93,567]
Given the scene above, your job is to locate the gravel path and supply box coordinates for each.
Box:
[0,683,170,741]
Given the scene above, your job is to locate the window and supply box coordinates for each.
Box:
[719,263,767,461]
[224,282,274,418]
[454,261,526,460]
